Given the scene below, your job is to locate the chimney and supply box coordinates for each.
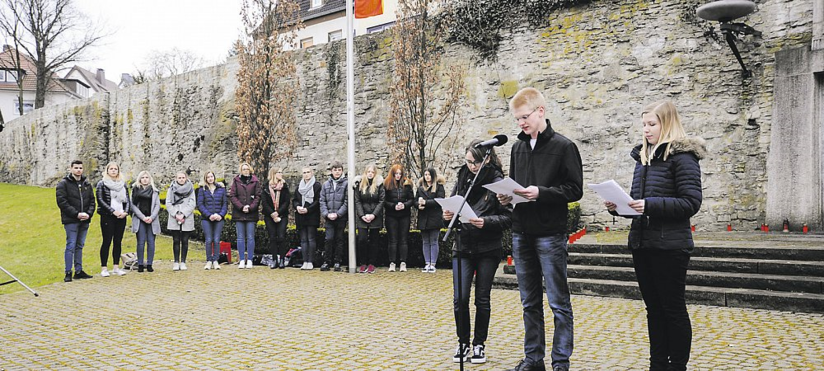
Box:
[96,68,105,83]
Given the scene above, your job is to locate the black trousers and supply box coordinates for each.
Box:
[99,214,127,266]
[631,249,692,371]
[324,218,347,264]
[356,227,380,265]
[264,217,289,257]
[385,215,410,263]
[453,249,499,346]
[170,230,191,263]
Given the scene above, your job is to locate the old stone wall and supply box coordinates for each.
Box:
[0,0,813,231]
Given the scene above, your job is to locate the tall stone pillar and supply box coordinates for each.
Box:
[814,0,824,50]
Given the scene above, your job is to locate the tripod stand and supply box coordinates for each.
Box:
[443,146,492,371]
[0,265,39,296]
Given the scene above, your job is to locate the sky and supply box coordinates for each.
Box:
[71,0,244,83]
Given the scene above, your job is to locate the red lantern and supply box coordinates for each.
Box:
[803,223,809,234]
[727,224,732,232]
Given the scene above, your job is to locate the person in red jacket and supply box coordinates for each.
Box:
[229,162,261,269]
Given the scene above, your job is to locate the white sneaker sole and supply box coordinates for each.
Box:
[470,357,486,364]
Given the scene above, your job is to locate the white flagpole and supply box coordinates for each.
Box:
[345,0,357,273]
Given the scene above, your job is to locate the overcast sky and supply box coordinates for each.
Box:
[72,0,243,82]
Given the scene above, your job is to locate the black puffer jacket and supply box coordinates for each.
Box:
[448,165,512,255]
[56,174,96,225]
[384,180,415,218]
[262,183,291,221]
[416,177,445,230]
[509,122,583,235]
[626,137,705,251]
[354,177,385,229]
[293,181,322,228]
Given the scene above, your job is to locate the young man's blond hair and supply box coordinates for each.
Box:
[509,87,547,112]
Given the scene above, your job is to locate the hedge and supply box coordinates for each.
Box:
[159,193,580,267]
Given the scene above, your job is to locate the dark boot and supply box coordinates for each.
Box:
[147,265,154,272]
[138,265,144,272]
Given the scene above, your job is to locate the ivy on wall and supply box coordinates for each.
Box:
[447,0,595,61]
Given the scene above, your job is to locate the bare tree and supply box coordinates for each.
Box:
[234,0,303,181]
[132,47,205,82]
[388,0,465,179]
[0,0,106,109]
[0,18,27,117]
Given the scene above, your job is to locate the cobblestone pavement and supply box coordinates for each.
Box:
[1,261,823,370]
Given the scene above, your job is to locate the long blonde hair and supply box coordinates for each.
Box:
[102,162,123,182]
[268,167,284,186]
[640,101,687,165]
[134,170,157,191]
[359,164,382,194]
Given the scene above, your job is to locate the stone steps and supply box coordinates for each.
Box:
[495,238,824,313]
[568,253,824,277]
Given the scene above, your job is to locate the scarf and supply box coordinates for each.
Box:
[132,185,154,217]
[298,176,316,207]
[455,164,499,205]
[168,180,194,206]
[103,178,127,204]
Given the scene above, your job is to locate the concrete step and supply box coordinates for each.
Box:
[566,265,824,294]
[492,275,824,313]
[568,253,824,277]
[571,243,824,261]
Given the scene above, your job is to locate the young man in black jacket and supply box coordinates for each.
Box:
[55,160,97,282]
[498,88,583,371]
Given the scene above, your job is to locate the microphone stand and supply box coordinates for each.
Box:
[443,146,492,371]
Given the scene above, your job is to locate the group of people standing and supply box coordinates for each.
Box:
[55,86,703,371]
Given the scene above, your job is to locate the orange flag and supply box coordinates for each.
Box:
[355,0,383,19]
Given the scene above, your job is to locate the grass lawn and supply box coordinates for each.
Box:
[0,183,195,294]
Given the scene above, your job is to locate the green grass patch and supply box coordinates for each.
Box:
[0,183,178,294]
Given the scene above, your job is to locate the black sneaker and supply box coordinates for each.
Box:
[64,272,72,282]
[147,265,154,272]
[506,359,546,371]
[452,343,470,363]
[320,263,330,271]
[138,265,144,272]
[73,270,93,279]
[333,263,341,272]
[470,344,486,364]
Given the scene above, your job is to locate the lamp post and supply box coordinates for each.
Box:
[697,0,761,77]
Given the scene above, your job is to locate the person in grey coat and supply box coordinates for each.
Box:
[131,171,161,272]
[319,161,348,271]
[166,171,196,271]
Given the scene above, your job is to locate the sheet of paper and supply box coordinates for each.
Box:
[587,180,641,216]
[481,177,533,205]
[434,195,478,223]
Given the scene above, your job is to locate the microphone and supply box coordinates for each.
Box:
[474,134,508,148]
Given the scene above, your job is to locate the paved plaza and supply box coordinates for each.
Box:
[1,260,823,370]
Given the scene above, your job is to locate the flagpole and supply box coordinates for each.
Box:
[345,0,357,274]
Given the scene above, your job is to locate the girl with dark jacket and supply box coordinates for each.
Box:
[416,167,445,273]
[229,163,261,269]
[444,140,511,365]
[383,164,415,272]
[131,171,160,272]
[262,167,291,269]
[166,171,196,271]
[197,171,227,270]
[606,101,704,371]
[294,167,322,270]
[353,164,385,274]
[96,162,130,277]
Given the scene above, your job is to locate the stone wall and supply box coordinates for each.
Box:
[0,0,815,231]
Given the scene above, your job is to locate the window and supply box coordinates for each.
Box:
[0,69,19,83]
[301,37,314,49]
[367,22,395,34]
[13,100,34,115]
[310,0,323,8]
[328,30,343,42]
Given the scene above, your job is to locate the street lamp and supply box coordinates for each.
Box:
[697,0,761,78]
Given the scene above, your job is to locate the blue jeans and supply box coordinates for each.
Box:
[512,232,573,368]
[136,222,156,266]
[236,221,256,261]
[452,250,499,346]
[64,222,90,273]
[421,229,440,264]
[202,220,224,262]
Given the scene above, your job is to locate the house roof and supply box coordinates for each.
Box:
[299,0,345,22]
[65,65,119,93]
[0,46,76,95]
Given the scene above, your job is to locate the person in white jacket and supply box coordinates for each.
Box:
[166,171,196,271]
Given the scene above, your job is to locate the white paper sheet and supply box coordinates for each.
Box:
[481,177,533,205]
[434,195,478,223]
[587,180,641,216]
